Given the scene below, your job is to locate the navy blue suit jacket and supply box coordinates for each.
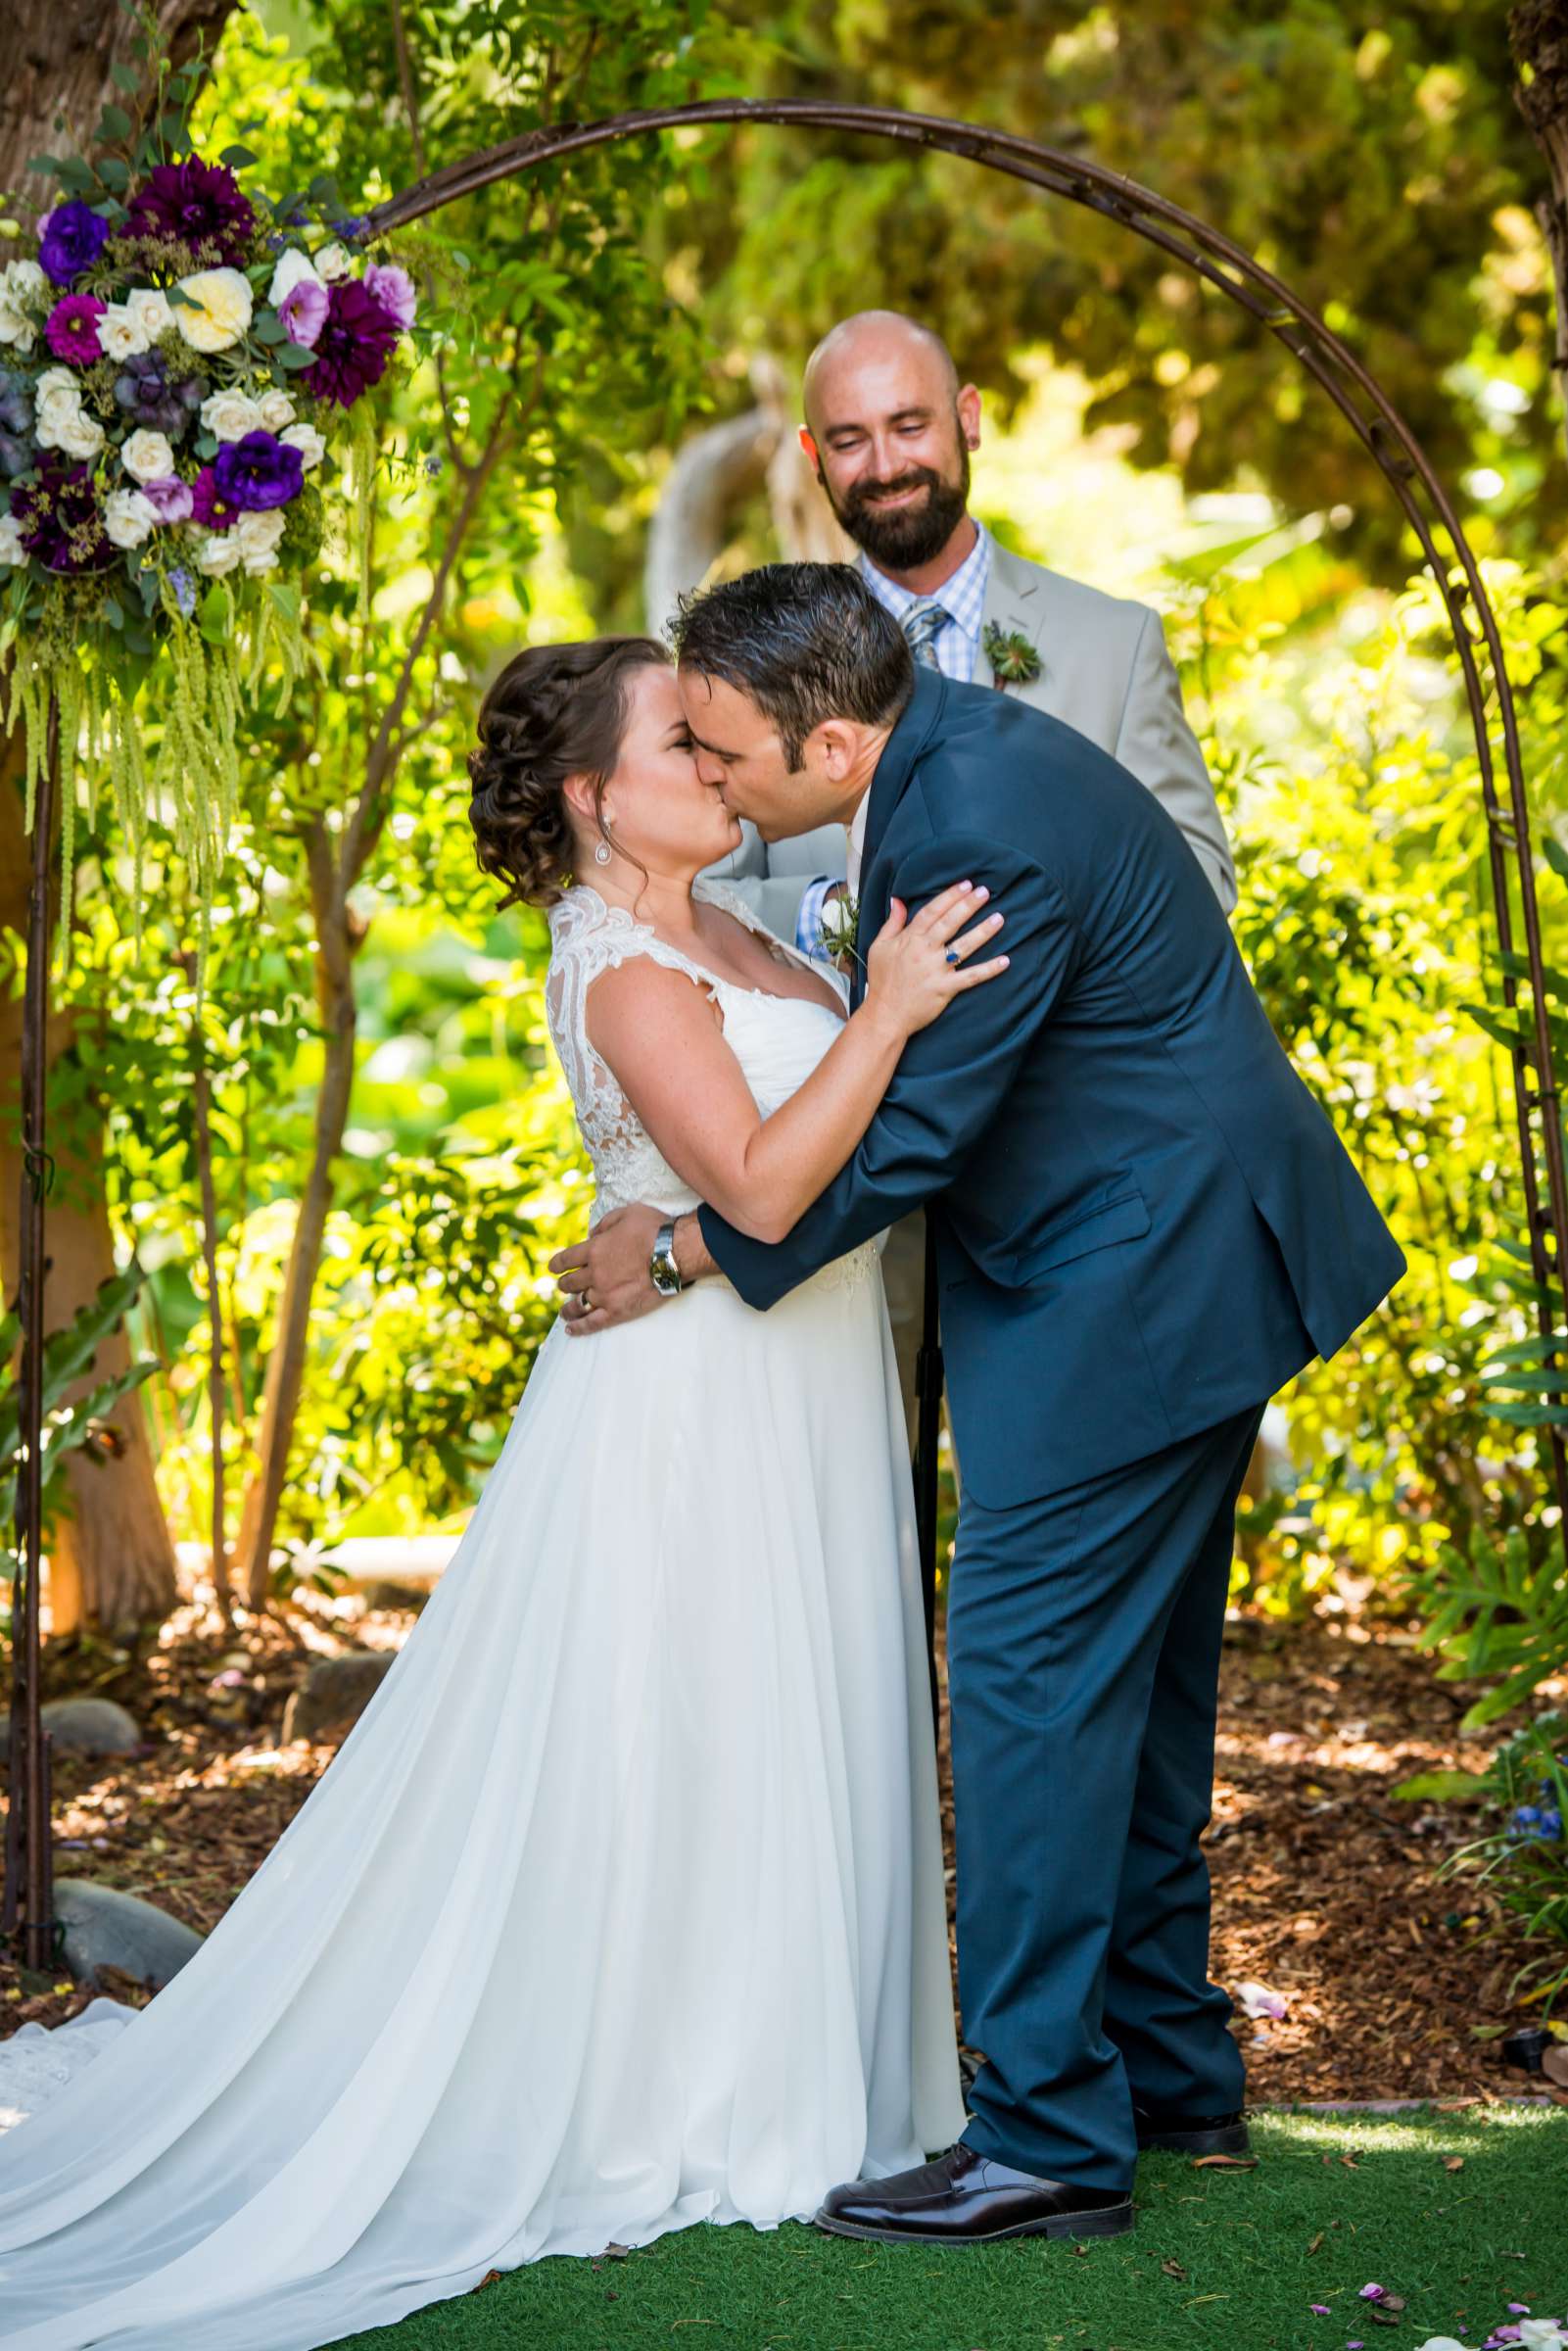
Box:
[699,666,1406,1507]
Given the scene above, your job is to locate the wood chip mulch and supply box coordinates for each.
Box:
[2,1594,1560,2108]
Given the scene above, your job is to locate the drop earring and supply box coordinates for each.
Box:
[594,839,612,866]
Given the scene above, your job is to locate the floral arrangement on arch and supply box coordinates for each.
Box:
[0,29,428,985]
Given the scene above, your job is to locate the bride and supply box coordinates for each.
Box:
[0,632,1006,2349]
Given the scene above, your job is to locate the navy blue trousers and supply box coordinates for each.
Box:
[946,1398,1265,2191]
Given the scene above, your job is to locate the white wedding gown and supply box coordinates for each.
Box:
[0,877,964,2349]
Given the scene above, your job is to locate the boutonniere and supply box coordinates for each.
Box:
[819,888,861,973]
[982,620,1043,691]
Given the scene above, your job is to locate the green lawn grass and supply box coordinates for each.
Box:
[330,2108,1567,2351]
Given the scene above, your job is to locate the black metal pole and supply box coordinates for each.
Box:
[913,1218,943,1741]
[3,685,60,1973]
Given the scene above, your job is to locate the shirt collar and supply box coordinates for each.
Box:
[858,516,991,638]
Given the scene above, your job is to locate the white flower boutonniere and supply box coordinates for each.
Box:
[819,888,860,971]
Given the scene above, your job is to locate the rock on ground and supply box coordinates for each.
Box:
[280,1652,396,1745]
[52,1878,205,1990]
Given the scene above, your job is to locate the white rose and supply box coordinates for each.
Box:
[279,420,325,470]
[33,379,83,447]
[266,248,321,310]
[57,408,105,460]
[1519,2326,1568,2351]
[0,513,26,565]
[0,258,46,347]
[199,388,264,443]
[233,506,287,573]
[103,487,157,548]
[194,528,242,575]
[257,387,296,431]
[3,259,47,305]
[120,427,175,484]
[98,303,151,360]
[122,285,173,343]
[172,267,254,354]
[313,240,353,283]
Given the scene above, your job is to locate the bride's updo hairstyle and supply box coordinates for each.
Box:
[466,635,670,910]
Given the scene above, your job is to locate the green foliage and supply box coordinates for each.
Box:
[682,1,1558,574]
[1402,1709,1568,2014]
[1405,1521,1568,1732]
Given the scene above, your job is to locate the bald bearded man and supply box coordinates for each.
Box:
[704,311,1237,1441]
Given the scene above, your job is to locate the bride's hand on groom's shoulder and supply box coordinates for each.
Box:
[550,1204,672,1337]
[862,882,1008,1041]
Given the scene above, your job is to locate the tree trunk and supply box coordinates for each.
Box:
[231,831,364,1609]
[0,0,241,1637]
[0,741,180,1637]
[1512,1,1568,464]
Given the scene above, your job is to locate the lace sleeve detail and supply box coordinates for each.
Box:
[544,888,713,1223]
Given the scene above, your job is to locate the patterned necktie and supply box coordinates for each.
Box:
[901,600,947,669]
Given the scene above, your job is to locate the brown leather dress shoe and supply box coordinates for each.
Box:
[813,2141,1135,2245]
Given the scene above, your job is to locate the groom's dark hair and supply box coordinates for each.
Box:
[670,563,914,769]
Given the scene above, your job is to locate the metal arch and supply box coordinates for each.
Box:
[368,95,1568,1530]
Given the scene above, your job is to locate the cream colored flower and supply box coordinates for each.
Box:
[194,528,242,575]
[32,369,83,446]
[103,486,158,549]
[233,506,287,573]
[98,303,152,361]
[257,387,297,431]
[123,285,174,343]
[0,513,26,565]
[279,419,325,470]
[199,388,264,443]
[173,267,254,354]
[121,427,176,484]
[266,248,320,310]
[56,408,105,460]
[0,257,46,349]
[313,240,353,283]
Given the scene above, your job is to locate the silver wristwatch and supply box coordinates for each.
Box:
[649,1218,685,1298]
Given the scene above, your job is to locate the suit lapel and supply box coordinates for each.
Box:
[977,540,1049,696]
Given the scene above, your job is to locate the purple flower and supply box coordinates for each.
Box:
[1510,2308,1532,2318]
[1310,2306,1331,2317]
[189,464,244,532]
[332,214,371,243]
[0,431,30,477]
[125,158,256,266]
[212,429,304,512]
[38,199,113,286]
[300,277,399,408]
[277,275,330,349]
[139,474,194,523]
[1360,2287,1389,2303]
[44,292,107,364]
[10,454,116,572]
[167,563,196,617]
[363,260,415,330]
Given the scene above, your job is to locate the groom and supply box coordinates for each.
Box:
[550,563,1404,2242]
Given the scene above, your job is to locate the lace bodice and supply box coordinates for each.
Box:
[544,877,852,1228]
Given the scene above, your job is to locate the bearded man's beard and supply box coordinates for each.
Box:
[826,433,973,568]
